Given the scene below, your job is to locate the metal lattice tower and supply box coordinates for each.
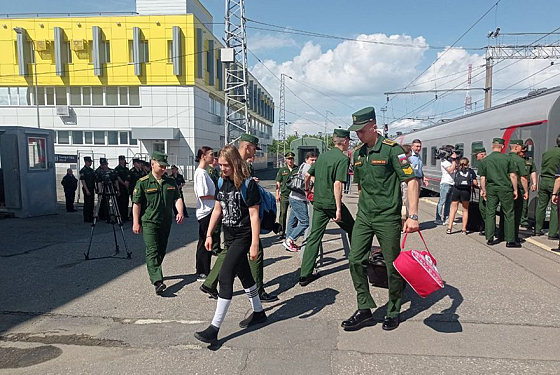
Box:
[277,73,287,166]
[223,0,249,144]
[464,64,472,115]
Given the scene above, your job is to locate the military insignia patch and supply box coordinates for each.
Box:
[403,166,413,175]
[354,161,363,166]
[398,153,409,165]
[133,188,138,195]
[353,115,357,121]
[146,188,158,193]
[371,159,387,165]
[167,187,176,191]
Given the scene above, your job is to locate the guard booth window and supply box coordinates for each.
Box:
[430,146,437,166]
[28,137,47,170]
[471,141,484,168]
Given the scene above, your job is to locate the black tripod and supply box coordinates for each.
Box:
[85,180,131,260]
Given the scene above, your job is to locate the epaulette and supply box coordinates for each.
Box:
[382,138,397,146]
[525,161,532,166]
[139,175,149,181]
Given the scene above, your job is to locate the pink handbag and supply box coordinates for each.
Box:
[393,231,444,298]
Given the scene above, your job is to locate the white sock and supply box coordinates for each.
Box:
[211,297,232,329]
[245,284,263,313]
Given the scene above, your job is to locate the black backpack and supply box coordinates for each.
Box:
[454,168,473,190]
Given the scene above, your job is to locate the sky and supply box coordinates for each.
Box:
[3,0,560,137]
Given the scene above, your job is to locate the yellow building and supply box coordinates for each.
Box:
[0,0,274,179]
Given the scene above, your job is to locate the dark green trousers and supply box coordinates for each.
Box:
[348,212,403,318]
[536,177,559,237]
[479,195,486,230]
[300,204,354,278]
[485,188,515,242]
[212,222,222,253]
[520,196,529,227]
[203,241,265,294]
[142,224,171,284]
[278,195,290,234]
[513,195,524,240]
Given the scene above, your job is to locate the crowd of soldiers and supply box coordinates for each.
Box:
[69,106,560,336]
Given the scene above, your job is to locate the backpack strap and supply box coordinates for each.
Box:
[218,177,224,190]
[239,177,252,205]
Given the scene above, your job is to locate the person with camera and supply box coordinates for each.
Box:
[95,158,120,223]
[284,151,318,252]
[435,147,457,225]
[275,151,299,240]
[132,152,184,295]
[446,157,478,234]
[479,138,518,247]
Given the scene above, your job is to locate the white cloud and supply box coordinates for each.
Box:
[249,33,298,52]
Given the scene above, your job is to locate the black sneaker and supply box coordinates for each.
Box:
[259,292,279,303]
[548,234,559,240]
[154,281,167,295]
[197,274,207,282]
[199,284,218,299]
[299,273,320,287]
[239,310,267,328]
[194,325,219,344]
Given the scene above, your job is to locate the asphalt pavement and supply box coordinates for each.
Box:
[2,172,560,374]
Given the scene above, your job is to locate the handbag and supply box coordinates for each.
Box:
[286,164,306,194]
[393,231,444,298]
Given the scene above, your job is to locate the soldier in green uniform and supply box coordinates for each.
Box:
[132,152,184,295]
[299,129,355,286]
[474,148,487,235]
[519,146,538,228]
[275,151,299,239]
[342,107,419,332]
[129,159,146,224]
[507,140,529,243]
[79,156,96,223]
[479,138,519,247]
[115,155,131,221]
[535,135,560,240]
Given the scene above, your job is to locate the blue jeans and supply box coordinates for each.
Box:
[436,183,453,223]
[286,197,309,241]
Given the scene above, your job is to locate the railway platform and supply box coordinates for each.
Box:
[1,176,560,374]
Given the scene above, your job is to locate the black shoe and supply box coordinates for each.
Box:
[299,273,320,287]
[194,325,219,344]
[154,281,167,295]
[341,309,374,331]
[535,230,545,236]
[199,284,218,299]
[239,310,267,328]
[487,237,500,245]
[479,230,485,236]
[259,292,279,303]
[506,242,522,248]
[382,316,400,331]
[548,234,559,240]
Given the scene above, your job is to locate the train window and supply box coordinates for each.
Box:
[471,141,484,168]
[430,146,437,166]
[422,148,427,165]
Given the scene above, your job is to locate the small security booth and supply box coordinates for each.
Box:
[0,126,57,217]
[290,137,328,165]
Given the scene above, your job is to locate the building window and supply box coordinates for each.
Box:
[94,131,105,145]
[70,87,81,105]
[72,131,83,145]
[46,87,55,105]
[141,41,149,63]
[108,131,118,145]
[82,87,92,105]
[92,87,103,106]
[119,131,128,145]
[106,87,118,106]
[84,131,93,144]
[129,131,137,145]
[167,40,173,63]
[119,87,128,106]
[57,131,70,144]
[28,137,47,170]
[129,87,140,106]
[103,41,111,63]
[55,87,67,105]
[0,88,8,105]
[65,41,73,64]
[128,40,134,63]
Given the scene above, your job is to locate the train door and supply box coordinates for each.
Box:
[520,122,548,223]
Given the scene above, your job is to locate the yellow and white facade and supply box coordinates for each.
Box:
[0,0,275,178]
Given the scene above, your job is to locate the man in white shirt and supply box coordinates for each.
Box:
[435,148,457,225]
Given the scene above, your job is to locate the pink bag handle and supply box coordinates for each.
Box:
[401,230,428,251]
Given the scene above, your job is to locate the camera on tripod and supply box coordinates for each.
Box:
[437,145,460,161]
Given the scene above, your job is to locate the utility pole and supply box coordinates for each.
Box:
[278,73,288,166]
[464,63,473,114]
[223,0,249,144]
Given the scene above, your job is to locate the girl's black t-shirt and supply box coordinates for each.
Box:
[216,177,261,232]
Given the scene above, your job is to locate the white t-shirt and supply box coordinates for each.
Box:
[194,167,216,220]
[440,160,455,185]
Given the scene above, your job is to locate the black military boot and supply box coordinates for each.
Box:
[341,309,374,331]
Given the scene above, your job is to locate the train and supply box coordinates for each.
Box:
[396,86,560,223]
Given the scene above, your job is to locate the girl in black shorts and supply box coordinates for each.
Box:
[447,157,478,234]
[194,145,266,344]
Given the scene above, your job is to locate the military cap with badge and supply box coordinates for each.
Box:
[151,151,170,167]
[240,133,262,150]
[285,152,295,158]
[348,107,376,131]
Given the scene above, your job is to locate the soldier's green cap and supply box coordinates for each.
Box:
[285,151,295,158]
[510,139,524,146]
[83,156,92,162]
[240,133,262,150]
[492,138,505,145]
[348,107,376,131]
[132,158,141,163]
[151,151,169,167]
[99,157,108,164]
[334,128,351,139]
[474,147,486,154]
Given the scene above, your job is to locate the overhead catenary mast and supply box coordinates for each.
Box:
[223,0,249,144]
[464,64,473,115]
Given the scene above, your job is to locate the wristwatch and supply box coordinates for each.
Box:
[408,214,418,220]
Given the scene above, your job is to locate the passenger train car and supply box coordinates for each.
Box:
[397,86,560,223]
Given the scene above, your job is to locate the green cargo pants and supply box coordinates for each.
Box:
[142,224,171,284]
[513,194,524,240]
[536,177,559,237]
[479,194,486,230]
[278,195,290,234]
[300,204,354,278]
[348,212,404,318]
[485,188,515,242]
[520,196,530,227]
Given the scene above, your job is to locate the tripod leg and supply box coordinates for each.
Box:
[85,194,103,260]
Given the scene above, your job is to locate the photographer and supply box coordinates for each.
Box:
[435,147,457,225]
